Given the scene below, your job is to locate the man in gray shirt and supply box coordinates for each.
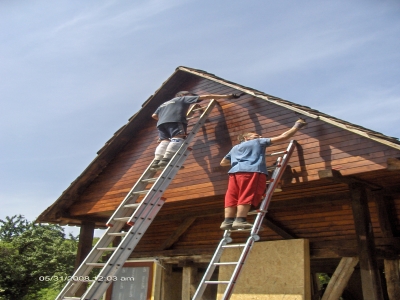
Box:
[151,91,243,168]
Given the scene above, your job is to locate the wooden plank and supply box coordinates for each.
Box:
[182,265,197,300]
[349,182,384,300]
[383,259,400,300]
[321,257,359,300]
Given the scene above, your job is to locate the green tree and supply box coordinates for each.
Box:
[0,215,78,300]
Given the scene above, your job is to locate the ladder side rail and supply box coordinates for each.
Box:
[62,100,218,299]
[83,121,209,298]
[124,100,217,226]
[127,147,191,225]
[82,197,165,300]
[126,100,216,225]
[222,236,256,299]
[192,232,233,300]
[106,165,158,226]
[259,140,296,213]
[184,100,217,145]
[60,164,169,298]
[56,226,121,299]
[251,140,297,235]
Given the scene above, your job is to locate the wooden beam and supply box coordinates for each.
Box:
[182,264,197,300]
[321,257,359,300]
[74,221,95,297]
[160,217,197,250]
[263,216,297,239]
[374,191,400,299]
[384,259,400,300]
[318,168,382,190]
[349,182,384,300]
[74,221,95,269]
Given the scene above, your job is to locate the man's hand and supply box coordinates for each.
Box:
[229,92,246,99]
[293,118,307,129]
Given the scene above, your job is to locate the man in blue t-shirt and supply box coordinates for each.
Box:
[151,91,243,168]
[220,118,307,230]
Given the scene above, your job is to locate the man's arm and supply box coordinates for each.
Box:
[152,114,158,120]
[220,157,231,166]
[198,93,245,101]
[270,118,307,143]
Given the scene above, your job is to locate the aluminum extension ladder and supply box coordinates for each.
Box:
[193,140,297,300]
[57,100,217,300]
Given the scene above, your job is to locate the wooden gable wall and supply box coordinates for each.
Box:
[68,74,400,223]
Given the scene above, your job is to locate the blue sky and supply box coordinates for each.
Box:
[1,0,399,234]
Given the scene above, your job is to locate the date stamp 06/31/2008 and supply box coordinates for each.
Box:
[38,276,135,282]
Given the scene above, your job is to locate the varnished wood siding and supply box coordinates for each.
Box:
[68,77,400,217]
[130,192,400,255]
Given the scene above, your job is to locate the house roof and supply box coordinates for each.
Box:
[36,66,400,225]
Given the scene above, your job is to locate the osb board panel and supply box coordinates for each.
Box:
[69,77,400,216]
[216,239,311,300]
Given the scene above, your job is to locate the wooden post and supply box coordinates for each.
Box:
[373,191,400,300]
[74,221,95,269]
[349,183,384,300]
[161,264,173,300]
[182,264,197,300]
[321,257,359,300]
[74,221,95,296]
[384,259,400,300]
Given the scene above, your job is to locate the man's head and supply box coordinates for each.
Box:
[237,132,262,142]
[175,91,198,97]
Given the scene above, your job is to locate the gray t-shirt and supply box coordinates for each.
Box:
[154,96,199,127]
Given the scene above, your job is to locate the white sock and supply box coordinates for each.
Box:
[163,138,184,159]
[154,141,169,160]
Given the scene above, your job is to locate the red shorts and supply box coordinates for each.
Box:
[224,172,267,208]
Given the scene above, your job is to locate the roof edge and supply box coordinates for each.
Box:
[177,66,400,151]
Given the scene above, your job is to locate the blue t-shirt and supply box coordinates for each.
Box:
[224,138,272,174]
[154,96,199,126]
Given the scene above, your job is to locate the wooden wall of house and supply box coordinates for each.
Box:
[128,187,400,260]
[68,76,400,219]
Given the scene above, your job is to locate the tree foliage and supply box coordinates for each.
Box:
[0,215,78,300]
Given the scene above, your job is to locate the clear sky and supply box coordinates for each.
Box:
[1,0,399,234]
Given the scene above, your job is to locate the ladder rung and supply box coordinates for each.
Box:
[230,228,252,232]
[222,243,246,248]
[214,262,238,265]
[113,217,130,222]
[141,177,158,183]
[132,190,150,195]
[108,232,127,236]
[63,298,81,300]
[266,150,287,157]
[97,247,117,251]
[124,203,140,209]
[68,279,95,283]
[86,263,106,267]
[247,209,267,215]
[192,107,204,111]
[205,281,230,284]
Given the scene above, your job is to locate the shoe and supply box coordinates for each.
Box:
[220,220,233,230]
[232,220,253,230]
[150,160,160,169]
[158,158,170,167]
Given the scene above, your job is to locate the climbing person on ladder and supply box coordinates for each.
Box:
[219,118,307,230]
[151,91,244,169]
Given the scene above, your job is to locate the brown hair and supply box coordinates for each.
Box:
[237,132,256,142]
